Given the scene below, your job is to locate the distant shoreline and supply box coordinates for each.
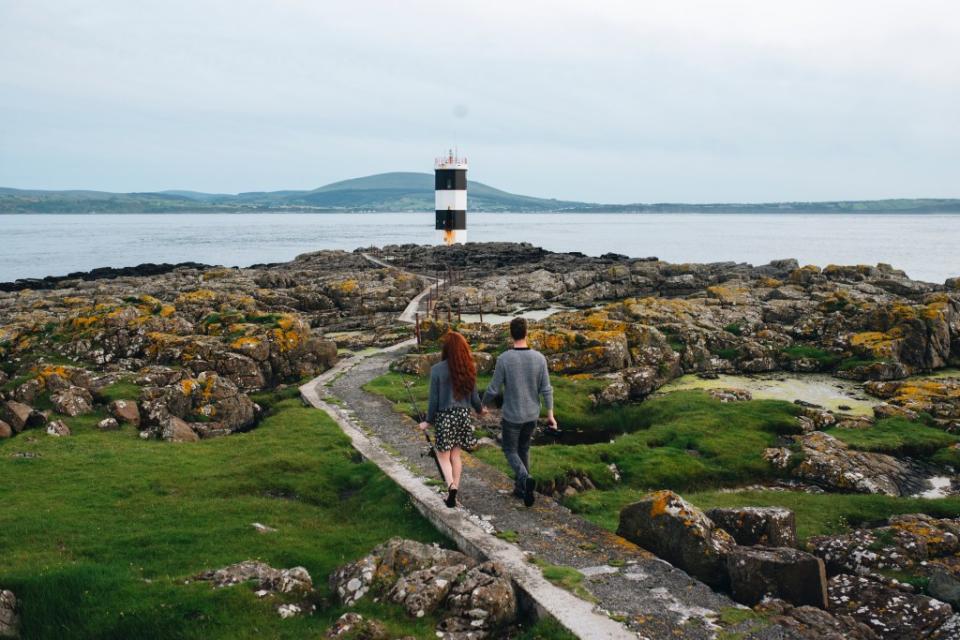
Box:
[4,209,960,215]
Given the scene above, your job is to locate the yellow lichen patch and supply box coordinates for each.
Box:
[70,315,102,331]
[180,379,198,396]
[61,296,87,306]
[177,289,217,304]
[850,330,901,358]
[649,491,673,518]
[272,328,301,353]
[757,277,782,288]
[528,329,575,353]
[231,336,262,350]
[889,303,918,324]
[338,279,359,294]
[158,304,176,318]
[276,315,295,331]
[138,294,162,307]
[705,285,749,305]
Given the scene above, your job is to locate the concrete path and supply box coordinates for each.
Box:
[303,260,786,639]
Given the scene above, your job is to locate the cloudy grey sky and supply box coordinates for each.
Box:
[1,0,958,203]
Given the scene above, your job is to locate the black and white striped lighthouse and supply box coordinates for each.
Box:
[435,150,467,245]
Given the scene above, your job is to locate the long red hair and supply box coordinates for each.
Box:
[441,331,476,401]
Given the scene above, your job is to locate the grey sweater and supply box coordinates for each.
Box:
[426,360,483,423]
[482,348,554,423]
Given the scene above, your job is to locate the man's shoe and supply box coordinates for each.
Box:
[523,477,536,507]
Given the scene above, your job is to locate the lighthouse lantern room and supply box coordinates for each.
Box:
[435,150,468,245]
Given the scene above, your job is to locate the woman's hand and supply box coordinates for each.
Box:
[478,407,489,417]
[417,421,430,431]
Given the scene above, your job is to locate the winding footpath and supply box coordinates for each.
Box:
[301,256,784,640]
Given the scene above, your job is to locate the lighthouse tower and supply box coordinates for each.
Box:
[435,150,468,245]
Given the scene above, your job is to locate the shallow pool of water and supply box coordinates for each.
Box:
[459,306,570,325]
[657,372,878,415]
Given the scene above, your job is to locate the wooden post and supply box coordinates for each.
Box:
[457,303,461,323]
[415,313,421,346]
[478,293,483,324]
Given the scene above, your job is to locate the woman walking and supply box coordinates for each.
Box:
[419,331,485,508]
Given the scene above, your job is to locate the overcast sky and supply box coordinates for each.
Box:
[1,1,958,203]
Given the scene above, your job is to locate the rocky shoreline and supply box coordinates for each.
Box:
[3,242,960,638]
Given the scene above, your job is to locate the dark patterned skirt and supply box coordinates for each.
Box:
[434,407,477,452]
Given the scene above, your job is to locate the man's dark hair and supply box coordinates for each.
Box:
[509,317,528,341]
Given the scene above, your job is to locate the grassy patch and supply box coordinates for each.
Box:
[712,347,741,361]
[0,399,446,639]
[780,345,841,367]
[495,530,519,543]
[530,558,595,603]
[827,417,958,457]
[96,380,143,403]
[837,356,886,371]
[723,322,743,337]
[512,617,579,640]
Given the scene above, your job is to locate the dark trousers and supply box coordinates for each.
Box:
[501,419,536,491]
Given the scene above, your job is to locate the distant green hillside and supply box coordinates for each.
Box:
[1,176,958,213]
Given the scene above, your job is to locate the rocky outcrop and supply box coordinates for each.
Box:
[108,399,140,426]
[707,507,798,547]
[791,432,915,496]
[329,539,516,639]
[726,546,828,608]
[616,490,735,588]
[50,386,93,417]
[755,598,878,639]
[195,560,312,594]
[324,612,389,639]
[828,573,953,639]
[140,372,256,438]
[865,378,960,430]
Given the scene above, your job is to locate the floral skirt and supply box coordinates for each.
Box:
[434,407,477,452]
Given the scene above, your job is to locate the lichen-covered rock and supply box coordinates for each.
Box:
[388,563,470,618]
[0,421,11,439]
[727,546,827,608]
[792,431,914,496]
[828,573,953,639]
[864,378,960,430]
[97,417,120,431]
[324,612,389,639]
[441,561,516,635]
[195,560,312,595]
[707,507,797,547]
[50,386,94,417]
[616,490,735,588]
[45,420,71,437]
[0,590,18,639]
[809,514,960,578]
[707,387,753,403]
[755,598,878,639]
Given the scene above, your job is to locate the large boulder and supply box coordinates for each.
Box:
[388,563,470,618]
[726,546,827,608]
[707,507,797,547]
[616,490,735,588]
[0,421,11,439]
[0,590,18,639]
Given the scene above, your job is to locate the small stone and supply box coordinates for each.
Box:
[97,417,120,431]
[251,522,277,534]
[45,420,71,437]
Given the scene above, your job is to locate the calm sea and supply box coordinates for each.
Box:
[1,212,958,284]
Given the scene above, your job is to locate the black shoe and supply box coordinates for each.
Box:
[523,477,536,507]
[445,487,458,508]
[512,488,524,500]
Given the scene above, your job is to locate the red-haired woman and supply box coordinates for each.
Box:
[419,331,486,508]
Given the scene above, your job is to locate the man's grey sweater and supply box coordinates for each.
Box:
[482,348,553,423]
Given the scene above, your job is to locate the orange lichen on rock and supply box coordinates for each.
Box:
[177,289,217,304]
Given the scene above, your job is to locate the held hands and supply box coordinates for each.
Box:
[546,412,559,431]
[417,421,430,431]
[478,407,489,417]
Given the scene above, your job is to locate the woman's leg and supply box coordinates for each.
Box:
[449,447,462,489]
[435,450,454,487]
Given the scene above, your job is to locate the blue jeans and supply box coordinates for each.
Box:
[501,419,536,492]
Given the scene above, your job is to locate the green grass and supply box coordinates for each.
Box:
[837,356,887,371]
[511,618,579,640]
[827,417,958,457]
[0,397,446,639]
[96,380,143,403]
[723,322,743,337]
[474,391,801,493]
[712,347,741,361]
[529,558,595,603]
[780,345,842,367]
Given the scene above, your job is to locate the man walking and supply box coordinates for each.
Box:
[483,317,557,506]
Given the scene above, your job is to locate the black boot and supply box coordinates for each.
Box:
[523,477,536,507]
[445,486,458,508]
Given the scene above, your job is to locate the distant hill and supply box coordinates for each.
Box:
[1,176,958,213]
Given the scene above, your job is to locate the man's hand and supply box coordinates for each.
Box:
[478,407,489,417]
[417,421,429,431]
[546,412,559,431]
